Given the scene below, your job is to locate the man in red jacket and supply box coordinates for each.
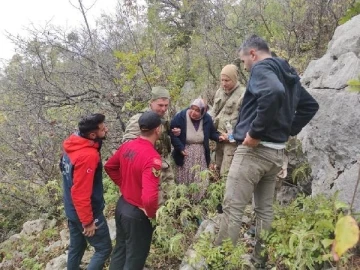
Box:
[60,113,112,270]
[105,111,163,270]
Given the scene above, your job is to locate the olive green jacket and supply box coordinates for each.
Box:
[211,82,245,133]
[122,109,171,157]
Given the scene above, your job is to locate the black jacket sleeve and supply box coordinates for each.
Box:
[290,86,319,136]
[170,112,186,152]
[208,116,220,142]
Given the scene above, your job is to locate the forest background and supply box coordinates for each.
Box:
[0,0,360,269]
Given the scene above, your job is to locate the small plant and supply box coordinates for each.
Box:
[191,233,248,270]
[347,75,360,92]
[147,168,226,267]
[263,193,353,269]
[22,258,44,270]
[103,176,119,216]
[339,1,360,24]
[291,162,311,184]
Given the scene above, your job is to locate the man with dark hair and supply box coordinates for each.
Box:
[60,113,112,270]
[215,35,319,267]
[105,111,163,270]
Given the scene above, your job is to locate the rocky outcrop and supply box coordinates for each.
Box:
[299,15,360,212]
[0,218,117,270]
[21,219,46,235]
[45,254,67,270]
[301,15,360,90]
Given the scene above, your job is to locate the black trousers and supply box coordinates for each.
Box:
[109,196,153,270]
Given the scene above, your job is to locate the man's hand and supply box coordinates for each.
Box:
[242,132,260,147]
[219,134,226,142]
[181,150,188,156]
[83,222,97,237]
[172,127,181,136]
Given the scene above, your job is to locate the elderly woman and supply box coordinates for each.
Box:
[170,98,224,200]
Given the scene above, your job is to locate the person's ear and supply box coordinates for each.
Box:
[88,132,96,140]
[249,49,256,59]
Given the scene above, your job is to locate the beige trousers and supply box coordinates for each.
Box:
[215,145,283,261]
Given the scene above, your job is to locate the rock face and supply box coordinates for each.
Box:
[45,254,67,270]
[301,15,360,90]
[299,15,360,212]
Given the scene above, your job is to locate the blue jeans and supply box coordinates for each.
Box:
[67,213,112,270]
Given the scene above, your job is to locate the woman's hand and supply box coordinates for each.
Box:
[219,133,228,142]
[172,127,181,136]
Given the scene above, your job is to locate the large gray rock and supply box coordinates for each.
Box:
[299,88,360,211]
[180,249,206,270]
[328,15,360,58]
[301,15,360,90]
[298,15,360,212]
[45,254,67,270]
[21,219,46,236]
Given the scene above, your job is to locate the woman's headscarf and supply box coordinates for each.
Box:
[220,64,238,84]
[190,98,207,120]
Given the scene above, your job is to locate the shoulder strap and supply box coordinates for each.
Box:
[214,95,231,118]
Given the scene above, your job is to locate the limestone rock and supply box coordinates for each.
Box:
[302,51,360,90]
[328,15,360,58]
[298,88,360,211]
[21,219,46,236]
[299,15,360,212]
[8,233,22,243]
[194,217,218,239]
[45,254,67,270]
[59,228,69,247]
[180,249,206,270]
[301,15,360,90]
[44,240,62,253]
[47,219,57,229]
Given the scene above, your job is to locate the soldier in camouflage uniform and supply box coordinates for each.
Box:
[211,64,245,177]
[122,86,175,202]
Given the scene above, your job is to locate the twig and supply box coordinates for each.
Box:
[349,160,360,215]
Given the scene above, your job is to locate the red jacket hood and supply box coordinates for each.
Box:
[63,133,100,154]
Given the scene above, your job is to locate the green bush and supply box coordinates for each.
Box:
[264,193,351,269]
[147,173,225,267]
[192,234,249,270]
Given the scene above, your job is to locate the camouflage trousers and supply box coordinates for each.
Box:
[158,156,175,205]
[215,142,237,177]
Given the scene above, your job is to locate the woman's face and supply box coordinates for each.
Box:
[221,74,236,92]
[189,105,202,120]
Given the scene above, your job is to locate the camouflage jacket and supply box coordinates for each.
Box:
[211,82,245,133]
[122,109,171,157]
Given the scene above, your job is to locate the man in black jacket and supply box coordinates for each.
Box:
[215,35,319,266]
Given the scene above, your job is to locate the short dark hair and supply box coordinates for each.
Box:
[78,113,105,137]
[239,35,270,54]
